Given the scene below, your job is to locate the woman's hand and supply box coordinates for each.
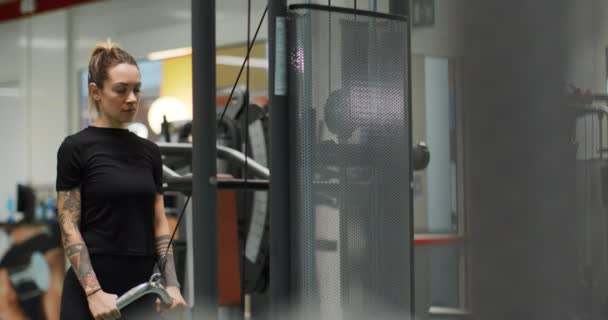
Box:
[156,286,187,316]
[87,290,120,320]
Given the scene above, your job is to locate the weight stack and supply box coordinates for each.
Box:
[287,5,413,320]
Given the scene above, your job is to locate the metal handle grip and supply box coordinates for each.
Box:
[116,282,170,310]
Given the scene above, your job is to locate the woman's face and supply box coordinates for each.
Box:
[91,63,141,126]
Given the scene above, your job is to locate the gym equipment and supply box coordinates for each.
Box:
[186,1,414,318]
[160,143,269,193]
[159,139,272,298]
[9,251,50,300]
[413,142,430,171]
[16,184,35,222]
[569,90,608,319]
[116,273,170,310]
[286,5,412,319]
[159,143,269,179]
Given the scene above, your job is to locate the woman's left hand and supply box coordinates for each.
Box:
[156,286,187,316]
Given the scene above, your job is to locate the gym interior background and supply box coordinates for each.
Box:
[0,0,607,319]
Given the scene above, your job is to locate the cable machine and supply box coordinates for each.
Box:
[185,1,415,319]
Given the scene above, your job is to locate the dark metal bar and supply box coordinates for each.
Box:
[600,115,604,160]
[593,94,608,101]
[217,145,270,178]
[191,0,217,318]
[164,175,270,192]
[389,1,413,318]
[389,0,408,15]
[290,3,407,20]
[158,142,193,157]
[163,178,193,194]
[268,0,290,317]
[573,105,608,117]
[217,179,269,190]
[158,143,270,179]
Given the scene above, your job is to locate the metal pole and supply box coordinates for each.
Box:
[268,0,290,318]
[191,0,217,318]
[389,0,408,15]
[389,1,413,318]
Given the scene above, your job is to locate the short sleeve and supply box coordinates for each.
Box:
[152,144,164,194]
[56,137,83,191]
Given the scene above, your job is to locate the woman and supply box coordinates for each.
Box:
[56,42,186,320]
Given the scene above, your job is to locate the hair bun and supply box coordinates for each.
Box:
[90,39,116,58]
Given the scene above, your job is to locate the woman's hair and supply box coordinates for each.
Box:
[87,41,139,122]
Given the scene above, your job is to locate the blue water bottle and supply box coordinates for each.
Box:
[46,196,56,221]
[6,198,15,223]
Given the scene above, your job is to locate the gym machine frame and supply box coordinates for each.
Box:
[189,1,413,319]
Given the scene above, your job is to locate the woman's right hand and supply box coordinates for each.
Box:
[87,290,121,320]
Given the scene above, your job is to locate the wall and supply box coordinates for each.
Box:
[0,10,69,214]
[0,91,26,220]
[29,11,70,186]
[411,0,465,57]
[0,19,26,215]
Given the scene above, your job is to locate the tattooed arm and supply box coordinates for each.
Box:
[57,189,120,320]
[153,193,187,311]
[57,189,100,296]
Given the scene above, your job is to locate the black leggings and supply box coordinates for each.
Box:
[60,254,161,320]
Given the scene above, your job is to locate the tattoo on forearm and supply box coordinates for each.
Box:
[65,243,100,294]
[59,189,99,295]
[155,235,172,255]
[58,190,81,247]
[155,235,179,287]
[62,189,81,212]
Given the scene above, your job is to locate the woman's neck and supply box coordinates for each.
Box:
[94,117,127,129]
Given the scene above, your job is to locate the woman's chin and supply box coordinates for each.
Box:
[120,115,136,123]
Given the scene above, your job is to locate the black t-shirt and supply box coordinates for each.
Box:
[56,126,163,256]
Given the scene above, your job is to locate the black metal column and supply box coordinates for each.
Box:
[389,1,413,318]
[389,0,408,15]
[268,0,290,318]
[192,0,217,319]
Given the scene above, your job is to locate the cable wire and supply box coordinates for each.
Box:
[240,0,252,312]
[218,6,268,127]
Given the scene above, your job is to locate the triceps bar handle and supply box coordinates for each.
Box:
[116,273,170,310]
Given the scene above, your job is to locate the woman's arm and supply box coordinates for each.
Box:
[57,189,101,296]
[57,188,120,320]
[153,193,187,312]
[153,193,180,288]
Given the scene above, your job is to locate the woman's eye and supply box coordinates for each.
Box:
[134,88,141,94]
[115,88,126,94]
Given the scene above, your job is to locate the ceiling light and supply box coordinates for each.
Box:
[148,47,192,61]
[148,48,268,69]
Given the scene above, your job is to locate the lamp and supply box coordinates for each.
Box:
[147,96,190,134]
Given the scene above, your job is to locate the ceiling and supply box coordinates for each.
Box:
[0,0,269,20]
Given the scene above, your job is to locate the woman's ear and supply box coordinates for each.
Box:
[88,82,100,101]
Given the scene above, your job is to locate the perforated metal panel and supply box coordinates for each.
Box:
[288,5,412,320]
